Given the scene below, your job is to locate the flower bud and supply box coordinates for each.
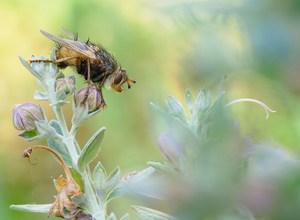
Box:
[12,103,45,131]
[74,86,102,113]
[157,133,182,165]
[55,76,75,95]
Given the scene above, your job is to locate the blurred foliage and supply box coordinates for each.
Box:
[136,90,300,220]
[1,0,300,219]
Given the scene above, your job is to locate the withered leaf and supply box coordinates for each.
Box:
[49,175,82,218]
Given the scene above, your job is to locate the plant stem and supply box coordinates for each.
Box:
[82,171,106,219]
[53,106,79,166]
[52,105,105,219]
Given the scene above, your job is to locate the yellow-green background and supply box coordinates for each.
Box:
[1,0,300,219]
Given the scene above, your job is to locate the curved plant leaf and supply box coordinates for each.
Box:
[78,127,105,172]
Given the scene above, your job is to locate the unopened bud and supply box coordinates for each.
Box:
[157,133,182,165]
[12,103,45,131]
[55,76,75,95]
[74,86,102,113]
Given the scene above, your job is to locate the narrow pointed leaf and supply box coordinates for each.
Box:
[19,129,38,139]
[93,161,107,178]
[132,206,174,220]
[185,89,194,114]
[147,162,177,175]
[165,96,186,122]
[71,168,84,192]
[120,213,129,220]
[48,138,72,166]
[107,213,117,220]
[106,167,121,193]
[125,167,155,183]
[78,127,105,172]
[10,204,52,213]
[106,186,123,203]
[19,56,43,81]
[34,90,48,101]
[92,162,107,191]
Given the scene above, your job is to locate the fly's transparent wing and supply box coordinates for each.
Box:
[60,27,85,43]
[40,30,98,60]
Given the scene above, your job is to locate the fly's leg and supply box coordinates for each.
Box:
[95,86,107,109]
[28,59,53,64]
[29,56,78,65]
[81,59,91,106]
[80,59,107,109]
[94,75,107,109]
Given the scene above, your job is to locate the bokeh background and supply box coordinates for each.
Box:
[1,0,300,219]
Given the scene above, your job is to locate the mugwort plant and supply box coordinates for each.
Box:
[10,52,154,220]
[13,51,295,220]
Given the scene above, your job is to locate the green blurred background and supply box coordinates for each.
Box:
[1,0,300,219]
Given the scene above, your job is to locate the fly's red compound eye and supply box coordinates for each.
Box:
[114,71,123,85]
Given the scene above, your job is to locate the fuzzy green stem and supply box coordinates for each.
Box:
[53,106,79,166]
[70,124,79,136]
[82,171,106,218]
[52,106,105,219]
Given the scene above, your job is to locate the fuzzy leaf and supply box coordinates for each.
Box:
[195,90,211,117]
[51,47,58,60]
[106,186,123,204]
[34,90,48,101]
[125,167,155,184]
[71,168,84,192]
[92,162,107,199]
[132,206,174,220]
[165,96,186,122]
[54,87,68,101]
[147,162,177,175]
[49,120,62,135]
[78,127,105,172]
[208,91,225,117]
[93,162,107,191]
[50,100,70,107]
[120,213,129,220]
[107,213,117,220]
[19,55,59,82]
[185,89,194,114]
[55,71,65,79]
[93,161,107,178]
[19,56,43,81]
[48,138,72,166]
[19,120,59,141]
[10,204,52,213]
[48,120,72,165]
[150,102,169,118]
[18,129,38,139]
[35,120,57,137]
[72,103,102,128]
[106,167,121,193]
